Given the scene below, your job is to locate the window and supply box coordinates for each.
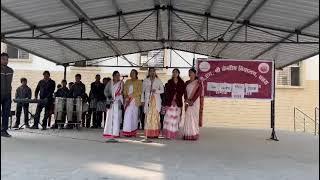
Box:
[6,45,29,59]
[276,63,301,86]
[140,50,164,70]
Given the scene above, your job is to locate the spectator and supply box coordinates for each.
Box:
[13,78,32,128]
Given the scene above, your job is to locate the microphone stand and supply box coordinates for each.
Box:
[141,79,154,143]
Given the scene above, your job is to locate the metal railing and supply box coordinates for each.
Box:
[294,107,319,135]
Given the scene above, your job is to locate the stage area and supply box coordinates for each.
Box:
[1,127,319,180]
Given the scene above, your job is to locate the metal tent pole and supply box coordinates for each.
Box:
[269,59,279,141]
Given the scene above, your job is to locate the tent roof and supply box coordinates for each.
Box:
[1,0,319,68]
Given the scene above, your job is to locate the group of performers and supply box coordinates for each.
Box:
[2,52,203,140]
[103,67,204,141]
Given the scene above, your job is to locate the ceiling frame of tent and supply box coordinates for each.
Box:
[4,36,318,44]
[1,5,90,60]
[210,0,255,56]
[111,0,142,52]
[2,7,318,39]
[192,0,217,52]
[253,16,319,59]
[1,2,318,69]
[60,0,138,66]
[215,0,270,57]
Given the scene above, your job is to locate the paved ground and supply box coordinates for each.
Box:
[1,127,319,180]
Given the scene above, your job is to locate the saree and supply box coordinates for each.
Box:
[122,85,139,137]
[182,80,203,140]
[145,94,161,138]
[103,81,123,138]
[162,105,181,139]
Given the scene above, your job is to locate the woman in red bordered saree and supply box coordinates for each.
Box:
[122,69,142,137]
[103,71,124,139]
[182,68,204,141]
[162,68,186,139]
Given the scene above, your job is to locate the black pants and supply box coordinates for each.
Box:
[138,106,145,130]
[53,112,66,127]
[103,111,107,127]
[15,103,29,125]
[34,99,52,128]
[160,114,164,130]
[87,108,103,128]
[1,95,11,131]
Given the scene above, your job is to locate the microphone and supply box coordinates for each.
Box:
[122,75,128,78]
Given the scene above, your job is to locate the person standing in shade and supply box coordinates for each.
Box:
[51,79,70,129]
[182,68,204,141]
[160,84,166,130]
[103,71,123,139]
[32,71,56,130]
[88,74,105,128]
[68,82,74,90]
[122,69,143,137]
[13,78,32,128]
[69,74,86,99]
[1,53,14,137]
[54,80,70,98]
[102,77,111,127]
[141,67,164,138]
[163,69,186,139]
[68,74,86,129]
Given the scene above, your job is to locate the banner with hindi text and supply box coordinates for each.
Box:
[197,59,274,100]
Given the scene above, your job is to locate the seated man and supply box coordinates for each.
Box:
[13,78,32,128]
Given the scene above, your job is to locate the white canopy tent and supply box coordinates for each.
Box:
[1,0,319,69]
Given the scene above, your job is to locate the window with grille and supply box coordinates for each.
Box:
[140,50,164,70]
[6,45,29,59]
[276,63,300,86]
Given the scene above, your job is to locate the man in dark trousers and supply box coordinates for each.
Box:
[31,71,56,130]
[68,74,86,129]
[88,74,105,128]
[1,53,14,137]
[13,78,32,128]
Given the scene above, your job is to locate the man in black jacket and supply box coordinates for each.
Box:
[88,74,105,128]
[31,71,56,130]
[68,74,86,129]
[13,78,32,128]
[55,80,69,98]
[1,53,14,137]
[51,79,69,129]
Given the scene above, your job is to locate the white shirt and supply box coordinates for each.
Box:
[141,77,164,113]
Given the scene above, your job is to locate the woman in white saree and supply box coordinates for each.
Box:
[141,68,164,138]
[122,69,142,137]
[103,71,123,139]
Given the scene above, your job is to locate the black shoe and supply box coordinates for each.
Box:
[12,124,19,128]
[90,126,96,129]
[41,127,47,130]
[30,126,39,129]
[51,124,58,129]
[25,124,30,128]
[65,125,73,129]
[1,131,12,137]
